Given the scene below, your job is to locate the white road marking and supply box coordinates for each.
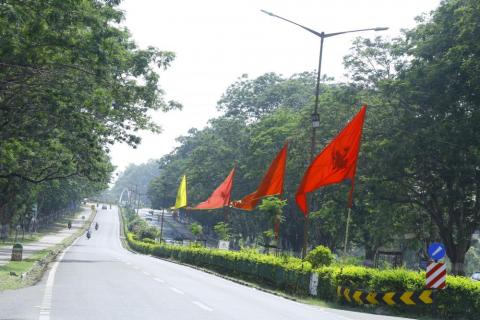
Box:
[192,301,213,312]
[143,271,151,276]
[169,287,184,295]
[154,278,165,283]
[38,236,81,320]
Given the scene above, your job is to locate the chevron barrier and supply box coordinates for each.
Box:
[337,286,434,306]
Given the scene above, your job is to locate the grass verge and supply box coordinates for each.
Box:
[0,207,96,291]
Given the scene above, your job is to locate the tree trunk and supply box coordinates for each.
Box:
[445,238,469,276]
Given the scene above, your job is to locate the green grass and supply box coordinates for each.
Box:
[0,249,50,290]
[0,208,96,291]
[0,212,78,248]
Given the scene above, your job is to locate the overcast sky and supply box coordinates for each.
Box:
[111,0,441,175]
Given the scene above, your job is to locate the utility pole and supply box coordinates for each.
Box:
[159,183,166,242]
[134,184,141,215]
[261,9,387,258]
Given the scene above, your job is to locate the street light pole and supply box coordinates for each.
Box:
[159,183,166,242]
[261,10,388,258]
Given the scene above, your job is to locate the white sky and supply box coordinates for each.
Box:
[111,0,441,174]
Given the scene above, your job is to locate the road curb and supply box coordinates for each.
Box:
[147,253,306,303]
[20,207,98,288]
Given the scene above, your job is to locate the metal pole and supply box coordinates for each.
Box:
[135,185,140,215]
[160,210,165,242]
[302,35,325,259]
[343,207,352,254]
[159,185,166,242]
[260,9,387,260]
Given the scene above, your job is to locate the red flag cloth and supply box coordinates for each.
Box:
[232,144,288,210]
[193,168,235,210]
[296,105,367,216]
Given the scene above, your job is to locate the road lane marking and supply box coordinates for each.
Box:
[143,271,151,276]
[154,278,165,283]
[38,235,81,320]
[170,287,184,295]
[192,301,213,312]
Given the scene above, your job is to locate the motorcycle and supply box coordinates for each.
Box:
[67,221,72,230]
[86,230,91,239]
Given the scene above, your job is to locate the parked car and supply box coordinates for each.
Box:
[101,204,107,210]
[471,272,480,281]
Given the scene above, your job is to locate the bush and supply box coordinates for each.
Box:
[305,245,334,268]
[142,238,156,244]
[213,222,231,241]
[140,226,158,240]
[189,222,203,238]
[120,207,479,320]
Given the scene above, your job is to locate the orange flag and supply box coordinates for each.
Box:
[232,144,288,210]
[193,168,235,210]
[296,105,367,215]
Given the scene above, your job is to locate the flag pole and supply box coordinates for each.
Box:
[302,214,309,258]
[343,207,352,255]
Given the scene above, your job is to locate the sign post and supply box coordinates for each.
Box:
[426,242,447,289]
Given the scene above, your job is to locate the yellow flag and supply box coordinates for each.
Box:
[174,175,187,209]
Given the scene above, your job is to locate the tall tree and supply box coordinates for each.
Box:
[345,0,480,274]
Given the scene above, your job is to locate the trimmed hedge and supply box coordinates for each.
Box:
[121,209,480,319]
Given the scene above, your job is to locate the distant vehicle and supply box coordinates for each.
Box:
[102,205,107,210]
[471,272,480,281]
[149,210,154,215]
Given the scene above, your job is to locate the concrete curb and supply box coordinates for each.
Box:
[118,208,304,304]
[19,207,98,288]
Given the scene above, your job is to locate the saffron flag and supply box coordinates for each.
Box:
[232,144,288,210]
[174,175,187,209]
[193,168,235,210]
[296,105,367,215]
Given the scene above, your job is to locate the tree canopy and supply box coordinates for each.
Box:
[144,0,480,275]
[0,0,178,233]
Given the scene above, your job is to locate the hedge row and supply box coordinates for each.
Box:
[122,217,480,319]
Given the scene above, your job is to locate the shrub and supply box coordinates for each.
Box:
[190,222,203,239]
[142,238,156,244]
[140,226,159,240]
[305,245,334,268]
[213,222,231,241]
[120,207,480,320]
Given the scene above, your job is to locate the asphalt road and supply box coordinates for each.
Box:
[0,206,413,320]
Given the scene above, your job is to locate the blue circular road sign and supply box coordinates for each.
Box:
[428,242,446,261]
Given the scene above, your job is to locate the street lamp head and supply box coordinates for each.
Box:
[260,9,274,16]
[374,27,389,31]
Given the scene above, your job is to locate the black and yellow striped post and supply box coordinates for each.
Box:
[337,286,434,306]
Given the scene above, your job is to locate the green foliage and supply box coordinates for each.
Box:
[109,161,160,205]
[0,0,177,228]
[142,238,156,245]
[258,197,286,223]
[144,0,480,274]
[126,232,480,320]
[343,0,480,274]
[305,245,334,268]
[140,227,159,241]
[213,222,231,241]
[189,222,203,238]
